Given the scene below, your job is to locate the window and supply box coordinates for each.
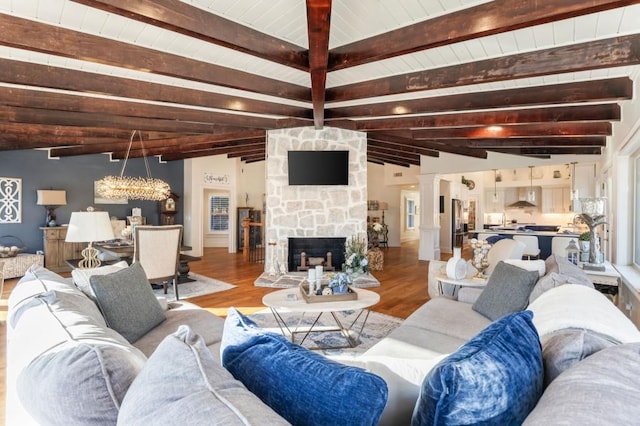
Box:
[209,195,229,232]
[634,157,640,266]
[406,199,415,229]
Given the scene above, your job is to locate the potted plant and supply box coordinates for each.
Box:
[579,231,591,262]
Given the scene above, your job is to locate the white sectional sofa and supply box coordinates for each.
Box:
[6,255,640,425]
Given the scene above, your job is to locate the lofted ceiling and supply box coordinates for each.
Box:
[1,0,639,167]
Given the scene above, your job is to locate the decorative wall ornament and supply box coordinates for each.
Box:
[0,177,21,223]
[203,172,230,185]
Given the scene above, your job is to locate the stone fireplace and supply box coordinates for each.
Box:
[264,127,367,273]
[288,237,346,272]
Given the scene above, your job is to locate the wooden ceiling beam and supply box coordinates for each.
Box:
[0,105,247,135]
[0,122,137,138]
[227,148,267,159]
[0,59,311,119]
[113,136,266,159]
[325,78,633,119]
[367,132,488,159]
[0,87,279,129]
[132,139,265,159]
[367,139,439,158]
[306,0,332,129]
[162,143,265,161]
[327,34,640,102]
[52,131,265,157]
[366,153,415,167]
[367,146,423,163]
[70,0,310,71]
[352,104,621,131]
[464,137,607,148]
[412,122,611,139]
[489,147,602,155]
[328,0,638,70]
[0,14,310,102]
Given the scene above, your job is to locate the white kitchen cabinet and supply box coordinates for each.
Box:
[542,187,571,213]
[485,190,504,212]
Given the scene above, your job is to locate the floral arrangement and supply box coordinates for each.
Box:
[369,222,383,234]
[328,272,353,294]
[343,235,369,274]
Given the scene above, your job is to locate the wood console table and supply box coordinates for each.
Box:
[41,227,86,273]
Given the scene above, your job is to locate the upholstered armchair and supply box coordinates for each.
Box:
[134,225,183,300]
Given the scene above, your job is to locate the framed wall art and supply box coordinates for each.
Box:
[0,177,22,223]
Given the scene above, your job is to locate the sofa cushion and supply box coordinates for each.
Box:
[133,300,226,361]
[90,262,166,343]
[7,264,76,329]
[221,307,388,426]
[118,325,289,426]
[12,290,146,425]
[543,254,593,285]
[472,261,539,320]
[72,260,128,300]
[412,310,543,426]
[529,271,594,303]
[524,342,640,425]
[541,328,618,387]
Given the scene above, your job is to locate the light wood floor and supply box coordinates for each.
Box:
[0,240,435,423]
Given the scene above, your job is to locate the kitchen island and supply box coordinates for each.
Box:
[470,228,580,259]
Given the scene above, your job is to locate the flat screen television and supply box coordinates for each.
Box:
[288,150,349,185]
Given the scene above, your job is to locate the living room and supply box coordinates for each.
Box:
[3,1,640,424]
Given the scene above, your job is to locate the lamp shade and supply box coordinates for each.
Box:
[378,202,389,210]
[37,190,67,206]
[65,211,115,243]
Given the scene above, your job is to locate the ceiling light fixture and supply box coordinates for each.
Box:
[96,131,171,201]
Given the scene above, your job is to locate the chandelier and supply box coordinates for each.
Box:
[96,131,171,201]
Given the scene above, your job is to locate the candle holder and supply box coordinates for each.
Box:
[578,197,607,271]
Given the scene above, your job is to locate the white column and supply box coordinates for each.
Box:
[418,173,442,260]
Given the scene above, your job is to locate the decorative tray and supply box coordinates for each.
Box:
[299,281,357,303]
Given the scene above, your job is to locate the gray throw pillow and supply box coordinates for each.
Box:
[472,261,540,321]
[541,328,618,387]
[529,272,595,303]
[524,342,640,425]
[90,262,166,343]
[118,325,289,425]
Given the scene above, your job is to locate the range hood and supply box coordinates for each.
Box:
[507,187,537,209]
[507,199,537,209]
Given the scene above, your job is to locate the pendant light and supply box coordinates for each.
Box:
[492,169,498,203]
[527,166,536,203]
[570,162,579,200]
[96,130,171,201]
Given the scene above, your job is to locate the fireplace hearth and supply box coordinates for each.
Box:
[288,237,346,273]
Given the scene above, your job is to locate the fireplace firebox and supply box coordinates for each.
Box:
[288,237,346,273]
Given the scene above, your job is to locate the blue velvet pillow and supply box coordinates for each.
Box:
[412,310,543,426]
[221,307,388,426]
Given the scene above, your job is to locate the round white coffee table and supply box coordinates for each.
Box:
[262,287,380,349]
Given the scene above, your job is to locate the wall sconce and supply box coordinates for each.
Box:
[36,190,67,227]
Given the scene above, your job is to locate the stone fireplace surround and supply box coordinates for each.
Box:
[264,127,367,274]
[287,237,346,272]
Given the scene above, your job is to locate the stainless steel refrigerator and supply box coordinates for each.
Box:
[452,199,464,250]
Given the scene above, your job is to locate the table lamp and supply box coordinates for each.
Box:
[379,202,389,225]
[36,190,67,227]
[65,209,115,269]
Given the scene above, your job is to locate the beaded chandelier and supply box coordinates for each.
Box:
[96,131,171,201]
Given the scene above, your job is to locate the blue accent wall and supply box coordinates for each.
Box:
[0,150,183,252]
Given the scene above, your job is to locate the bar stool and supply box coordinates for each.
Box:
[513,235,541,260]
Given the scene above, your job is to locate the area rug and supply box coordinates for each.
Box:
[247,308,402,357]
[254,271,381,288]
[153,273,236,300]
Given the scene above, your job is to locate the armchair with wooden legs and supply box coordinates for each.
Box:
[134,225,183,300]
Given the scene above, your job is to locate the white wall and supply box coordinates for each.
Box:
[183,155,237,256]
